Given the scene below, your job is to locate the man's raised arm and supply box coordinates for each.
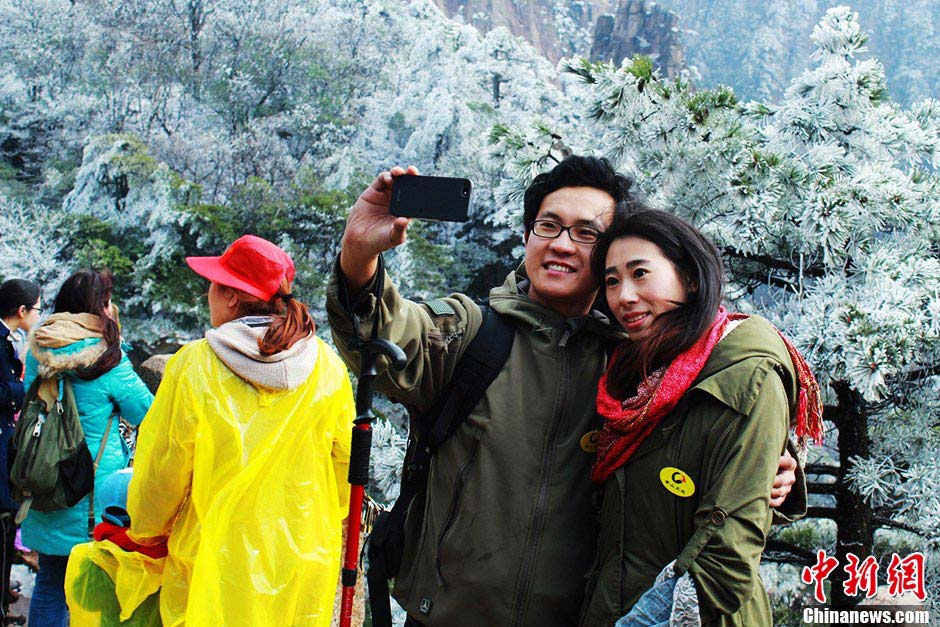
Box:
[326,167,483,417]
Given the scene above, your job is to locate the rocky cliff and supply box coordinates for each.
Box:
[590,0,683,77]
[432,0,614,61]
[432,0,683,77]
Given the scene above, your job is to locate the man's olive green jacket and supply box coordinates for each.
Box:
[327,264,625,627]
[579,316,801,627]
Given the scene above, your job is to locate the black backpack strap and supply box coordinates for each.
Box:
[367,303,514,627]
[423,304,515,448]
[87,409,116,539]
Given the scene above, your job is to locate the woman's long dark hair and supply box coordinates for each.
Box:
[591,210,725,400]
[0,279,40,318]
[53,270,122,379]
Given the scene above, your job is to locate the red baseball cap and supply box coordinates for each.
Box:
[185,235,295,301]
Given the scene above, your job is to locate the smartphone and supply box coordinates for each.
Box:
[389,175,472,222]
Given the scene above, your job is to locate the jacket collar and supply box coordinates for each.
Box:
[28,314,108,379]
[487,264,626,347]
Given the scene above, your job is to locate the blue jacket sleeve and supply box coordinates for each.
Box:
[107,353,154,426]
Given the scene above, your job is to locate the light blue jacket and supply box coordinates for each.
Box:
[23,338,152,555]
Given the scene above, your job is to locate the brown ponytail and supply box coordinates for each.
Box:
[258,281,315,355]
[228,279,315,355]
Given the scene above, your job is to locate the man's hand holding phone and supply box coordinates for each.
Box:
[340,167,473,293]
[340,166,417,293]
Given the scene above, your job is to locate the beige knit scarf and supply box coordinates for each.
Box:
[29,313,107,408]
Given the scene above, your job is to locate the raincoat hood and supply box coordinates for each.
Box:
[205,316,317,390]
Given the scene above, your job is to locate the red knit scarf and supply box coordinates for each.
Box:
[592,308,824,484]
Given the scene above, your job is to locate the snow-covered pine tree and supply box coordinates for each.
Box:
[492,6,940,606]
[0,190,68,291]
[0,0,569,346]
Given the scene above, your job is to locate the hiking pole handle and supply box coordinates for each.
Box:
[354,339,406,417]
[347,337,406,488]
[368,337,407,370]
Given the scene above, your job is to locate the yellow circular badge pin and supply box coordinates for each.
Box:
[580,430,599,453]
[660,467,695,498]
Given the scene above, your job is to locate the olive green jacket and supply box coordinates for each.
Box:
[579,316,800,627]
[326,263,625,627]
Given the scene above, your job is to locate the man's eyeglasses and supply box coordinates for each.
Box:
[29,306,43,313]
[530,220,601,245]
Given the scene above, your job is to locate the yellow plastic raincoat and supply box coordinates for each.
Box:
[125,336,354,627]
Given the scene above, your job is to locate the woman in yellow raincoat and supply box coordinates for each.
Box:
[125,235,354,626]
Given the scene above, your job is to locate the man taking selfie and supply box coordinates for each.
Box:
[326,156,803,627]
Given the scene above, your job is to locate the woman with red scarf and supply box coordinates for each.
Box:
[579,211,822,627]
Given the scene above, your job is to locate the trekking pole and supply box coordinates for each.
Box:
[340,336,406,627]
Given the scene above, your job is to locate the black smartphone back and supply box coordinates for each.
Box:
[390,175,472,222]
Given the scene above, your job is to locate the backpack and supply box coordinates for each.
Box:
[366,304,515,627]
[10,375,114,530]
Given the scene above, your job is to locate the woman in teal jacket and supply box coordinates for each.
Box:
[23,271,152,627]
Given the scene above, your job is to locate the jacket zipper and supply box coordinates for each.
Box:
[57,399,77,450]
[670,405,685,561]
[434,438,480,585]
[19,414,46,486]
[31,414,45,439]
[510,343,570,626]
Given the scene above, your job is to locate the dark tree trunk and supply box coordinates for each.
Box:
[186,0,209,100]
[829,383,873,608]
